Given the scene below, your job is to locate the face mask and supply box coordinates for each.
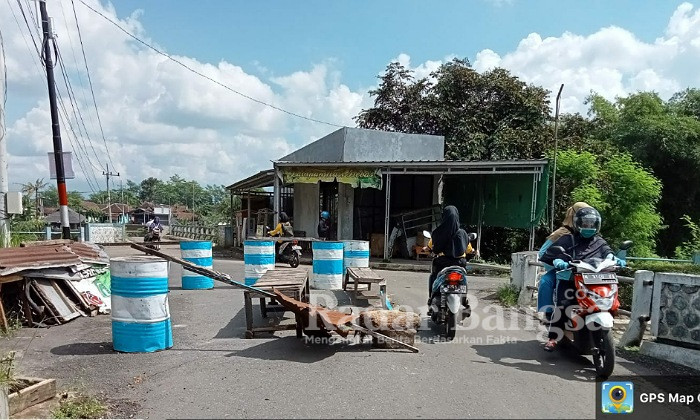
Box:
[580,228,597,238]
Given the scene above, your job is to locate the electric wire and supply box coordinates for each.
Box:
[54,41,106,171]
[7,0,100,192]
[77,0,344,128]
[70,0,117,169]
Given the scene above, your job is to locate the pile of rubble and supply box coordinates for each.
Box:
[0,240,111,328]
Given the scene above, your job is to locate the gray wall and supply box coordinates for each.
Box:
[293,183,319,238]
[343,128,444,162]
[338,183,354,240]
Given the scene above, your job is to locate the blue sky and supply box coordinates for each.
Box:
[109,0,680,90]
[3,0,700,192]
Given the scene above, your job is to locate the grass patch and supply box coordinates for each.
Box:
[496,284,519,307]
[1,316,23,338]
[0,352,16,387]
[52,395,107,419]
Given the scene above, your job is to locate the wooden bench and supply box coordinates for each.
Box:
[342,267,388,309]
[243,267,309,339]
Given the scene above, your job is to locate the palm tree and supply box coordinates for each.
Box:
[20,178,48,219]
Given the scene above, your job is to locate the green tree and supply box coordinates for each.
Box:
[139,177,165,202]
[593,92,700,256]
[356,59,552,160]
[42,186,83,209]
[553,150,662,256]
[20,178,48,219]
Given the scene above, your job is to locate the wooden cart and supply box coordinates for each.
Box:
[243,267,310,339]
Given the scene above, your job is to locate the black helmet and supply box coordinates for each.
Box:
[573,207,601,238]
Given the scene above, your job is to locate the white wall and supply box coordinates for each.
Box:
[293,183,319,238]
[338,183,354,240]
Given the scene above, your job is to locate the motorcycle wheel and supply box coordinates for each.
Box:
[593,329,615,379]
[289,252,300,268]
[445,311,458,341]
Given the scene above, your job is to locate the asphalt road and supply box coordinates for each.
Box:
[0,244,695,419]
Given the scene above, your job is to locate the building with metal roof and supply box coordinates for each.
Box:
[227,127,548,259]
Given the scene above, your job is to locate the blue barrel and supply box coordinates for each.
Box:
[312,241,344,289]
[110,256,173,353]
[180,241,214,289]
[343,240,370,274]
[244,240,275,285]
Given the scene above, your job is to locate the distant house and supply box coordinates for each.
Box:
[45,207,86,229]
[102,203,131,223]
[132,202,172,225]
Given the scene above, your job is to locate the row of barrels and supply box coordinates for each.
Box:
[109,239,369,353]
[243,239,370,289]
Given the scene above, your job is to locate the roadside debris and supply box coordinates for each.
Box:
[0,240,111,329]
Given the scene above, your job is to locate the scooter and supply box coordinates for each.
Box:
[144,226,162,251]
[266,227,302,268]
[277,240,302,268]
[423,230,476,340]
[549,241,632,378]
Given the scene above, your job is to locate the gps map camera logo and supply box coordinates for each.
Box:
[601,382,634,414]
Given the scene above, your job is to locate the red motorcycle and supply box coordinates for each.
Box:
[550,241,631,378]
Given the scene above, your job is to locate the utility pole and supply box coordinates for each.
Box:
[103,163,119,224]
[120,179,124,223]
[192,182,195,223]
[550,84,564,232]
[0,27,8,247]
[40,0,71,239]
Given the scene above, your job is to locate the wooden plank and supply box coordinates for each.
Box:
[8,378,56,415]
[0,275,23,284]
[131,243,276,298]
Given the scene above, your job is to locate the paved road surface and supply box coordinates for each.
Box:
[0,245,694,418]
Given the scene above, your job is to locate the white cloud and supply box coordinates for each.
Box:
[2,0,367,193]
[472,2,700,113]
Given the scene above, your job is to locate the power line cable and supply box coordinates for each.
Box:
[5,0,44,78]
[59,0,102,155]
[71,0,117,169]
[7,0,100,193]
[54,87,101,192]
[54,41,106,170]
[77,0,344,128]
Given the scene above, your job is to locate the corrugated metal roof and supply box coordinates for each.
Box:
[273,159,548,166]
[0,242,109,276]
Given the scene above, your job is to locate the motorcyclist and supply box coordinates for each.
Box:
[540,206,625,351]
[426,206,473,306]
[537,202,590,316]
[268,212,294,238]
[145,217,163,242]
[318,211,331,240]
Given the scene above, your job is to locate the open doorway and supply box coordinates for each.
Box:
[319,181,339,240]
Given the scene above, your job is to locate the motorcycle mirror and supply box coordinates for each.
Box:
[619,240,633,251]
[550,245,571,259]
[468,233,477,241]
[422,230,432,239]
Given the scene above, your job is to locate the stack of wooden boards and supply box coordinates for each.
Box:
[0,241,111,329]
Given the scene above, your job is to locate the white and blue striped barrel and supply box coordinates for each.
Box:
[343,240,370,274]
[244,240,275,286]
[180,241,214,290]
[110,256,173,353]
[312,241,344,290]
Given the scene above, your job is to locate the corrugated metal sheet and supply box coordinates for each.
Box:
[0,242,108,276]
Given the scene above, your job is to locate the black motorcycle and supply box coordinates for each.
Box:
[277,240,301,268]
[144,226,162,251]
[423,230,476,340]
[267,227,302,268]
